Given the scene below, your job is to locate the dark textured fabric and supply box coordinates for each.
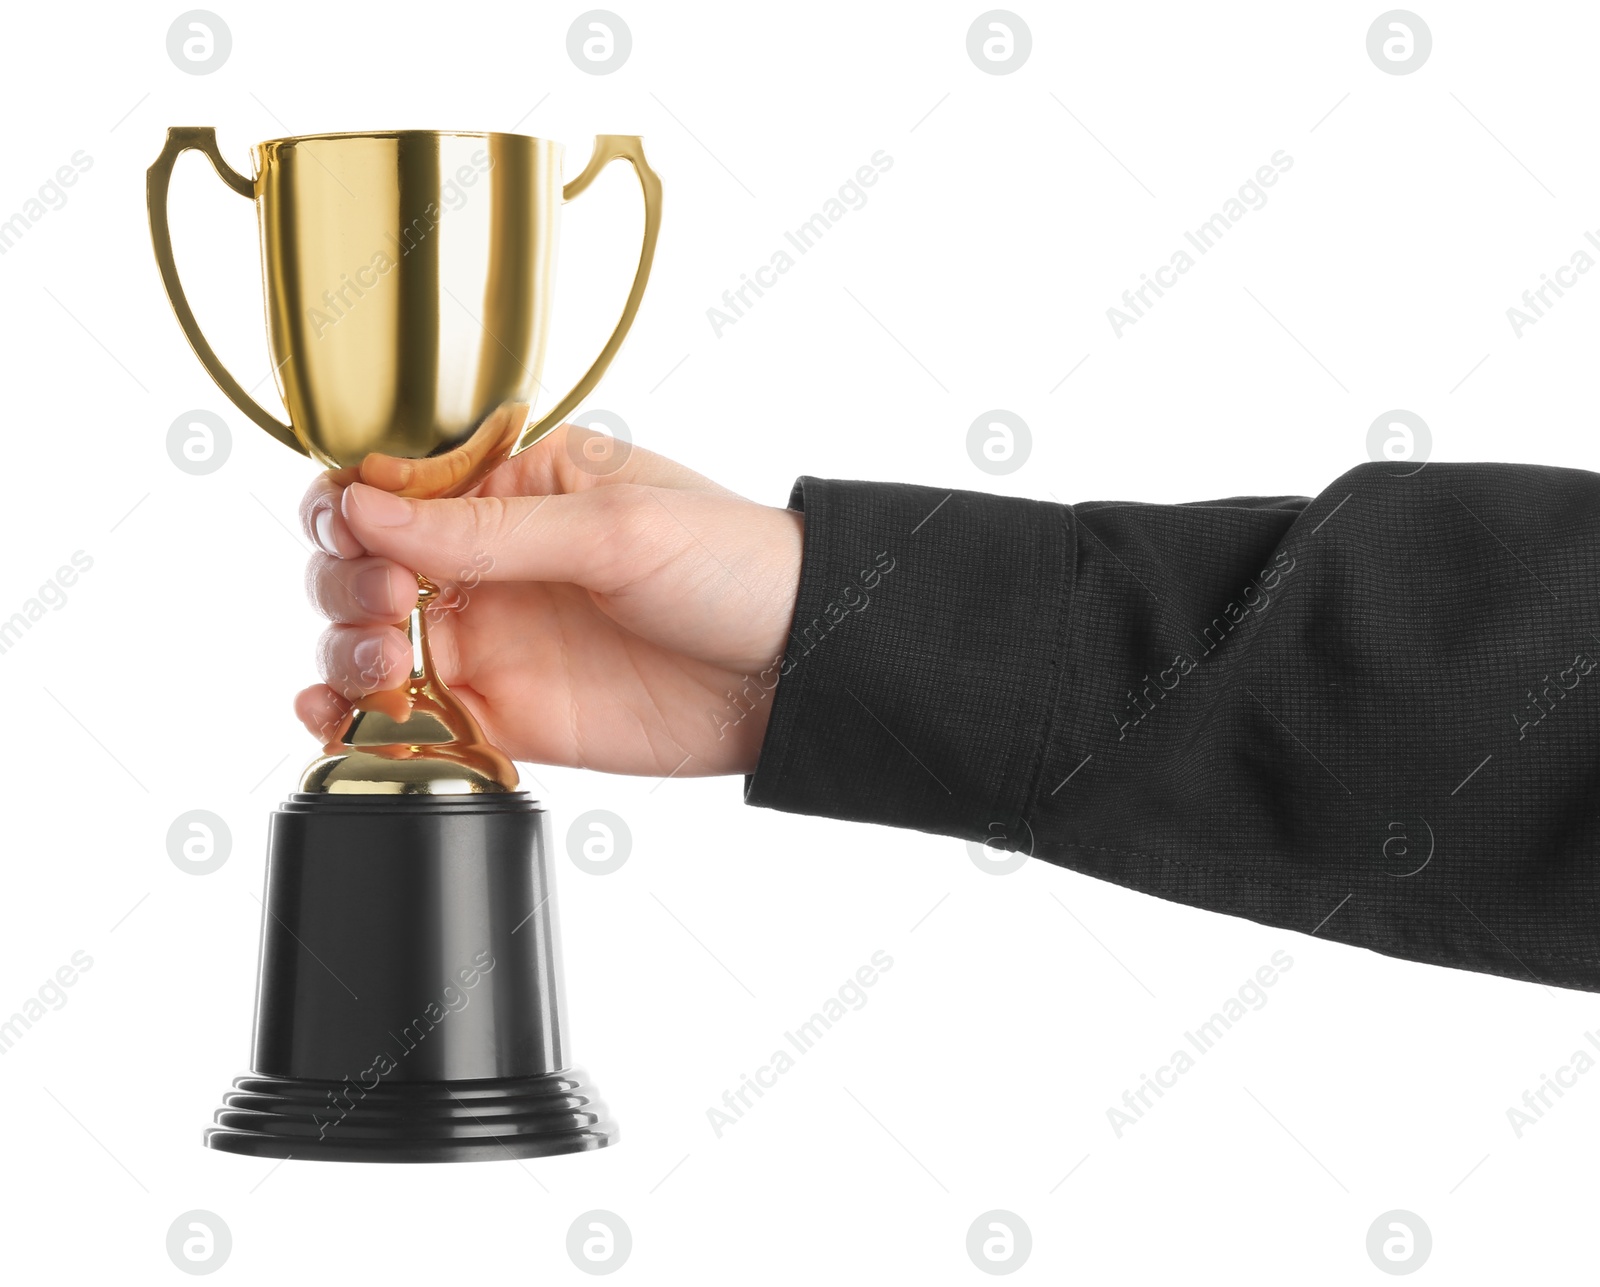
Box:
[746,462,1600,991]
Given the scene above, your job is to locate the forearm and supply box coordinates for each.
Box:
[750,462,1600,991]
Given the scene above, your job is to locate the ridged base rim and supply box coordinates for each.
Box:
[205,1068,617,1163]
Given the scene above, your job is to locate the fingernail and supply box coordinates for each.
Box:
[352,636,387,684]
[347,483,414,528]
[353,565,398,617]
[312,505,338,555]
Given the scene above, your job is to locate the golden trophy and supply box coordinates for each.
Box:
[147,126,660,1161]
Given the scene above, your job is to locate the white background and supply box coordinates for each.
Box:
[0,0,1594,1281]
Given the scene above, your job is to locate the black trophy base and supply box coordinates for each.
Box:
[206,1068,616,1163]
[206,792,616,1164]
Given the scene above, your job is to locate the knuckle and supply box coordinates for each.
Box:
[588,485,677,586]
[318,626,386,694]
[593,483,654,539]
[304,554,337,616]
[314,628,348,686]
[465,493,514,556]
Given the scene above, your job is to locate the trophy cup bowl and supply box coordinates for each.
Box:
[148,126,661,1161]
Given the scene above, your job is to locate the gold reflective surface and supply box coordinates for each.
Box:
[256,129,559,486]
[302,581,516,794]
[147,126,661,792]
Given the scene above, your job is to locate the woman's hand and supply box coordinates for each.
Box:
[295,424,803,776]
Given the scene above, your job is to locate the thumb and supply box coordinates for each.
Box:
[340,481,671,590]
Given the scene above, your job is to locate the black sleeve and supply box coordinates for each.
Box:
[746,461,1600,992]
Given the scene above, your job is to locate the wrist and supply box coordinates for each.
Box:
[726,505,803,773]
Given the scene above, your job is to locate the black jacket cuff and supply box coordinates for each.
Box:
[745,476,1075,843]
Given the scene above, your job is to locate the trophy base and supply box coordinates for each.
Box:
[206,1068,616,1163]
[205,791,616,1165]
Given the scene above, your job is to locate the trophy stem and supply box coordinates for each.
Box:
[409,576,439,683]
[297,574,518,794]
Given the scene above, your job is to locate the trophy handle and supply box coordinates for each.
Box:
[146,126,307,457]
[512,134,662,456]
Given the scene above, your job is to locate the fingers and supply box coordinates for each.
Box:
[295,684,351,744]
[301,470,364,557]
[299,423,731,560]
[305,553,420,625]
[315,623,412,698]
[340,480,676,592]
